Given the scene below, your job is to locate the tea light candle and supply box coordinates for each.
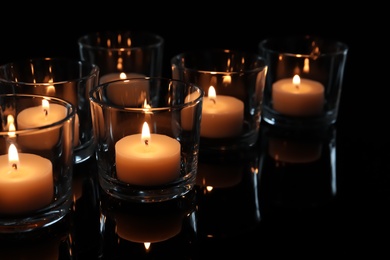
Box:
[100,72,149,106]
[17,99,68,150]
[201,86,244,138]
[0,144,53,214]
[115,122,181,186]
[272,75,325,116]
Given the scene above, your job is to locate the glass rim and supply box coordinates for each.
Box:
[0,93,76,135]
[0,57,99,85]
[171,49,267,74]
[89,76,204,111]
[77,30,164,51]
[258,35,349,57]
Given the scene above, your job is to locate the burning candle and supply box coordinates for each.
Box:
[16,99,68,150]
[115,122,181,186]
[201,86,244,138]
[272,75,325,116]
[0,144,53,214]
[100,72,149,106]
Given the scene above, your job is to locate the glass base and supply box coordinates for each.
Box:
[262,105,337,131]
[98,171,196,203]
[0,199,72,236]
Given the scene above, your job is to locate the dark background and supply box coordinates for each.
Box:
[1,4,389,256]
[0,5,385,137]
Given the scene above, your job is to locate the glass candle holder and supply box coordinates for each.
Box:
[89,77,204,203]
[258,35,348,129]
[78,30,164,79]
[0,58,99,164]
[171,49,267,154]
[0,94,75,235]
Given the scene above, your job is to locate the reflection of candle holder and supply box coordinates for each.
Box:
[98,190,197,258]
[89,77,203,203]
[70,158,101,259]
[259,35,348,130]
[195,149,261,243]
[268,137,322,164]
[0,58,99,164]
[258,123,337,212]
[171,49,267,154]
[0,94,75,235]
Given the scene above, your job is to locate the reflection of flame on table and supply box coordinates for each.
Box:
[196,161,243,189]
[114,208,184,243]
[268,137,322,164]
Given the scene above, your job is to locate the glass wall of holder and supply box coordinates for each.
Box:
[171,49,267,154]
[258,35,348,129]
[0,58,99,164]
[78,30,164,81]
[0,94,76,235]
[89,77,204,203]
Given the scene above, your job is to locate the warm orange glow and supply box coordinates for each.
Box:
[7,115,14,132]
[222,75,231,84]
[143,99,152,113]
[303,58,310,73]
[8,122,16,138]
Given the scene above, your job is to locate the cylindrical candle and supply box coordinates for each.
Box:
[16,102,68,150]
[272,75,324,116]
[100,72,149,106]
[115,123,181,186]
[0,145,53,214]
[201,87,244,138]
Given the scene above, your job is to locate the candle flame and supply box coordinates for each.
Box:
[144,242,151,251]
[7,114,14,125]
[141,122,151,146]
[293,75,301,89]
[8,143,19,170]
[303,58,310,73]
[143,99,152,113]
[222,75,231,84]
[8,122,16,138]
[208,86,217,104]
[42,99,50,116]
[119,72,127,79]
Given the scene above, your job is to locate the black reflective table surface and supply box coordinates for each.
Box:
[0,8,388,258]
[1,116,388,259]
